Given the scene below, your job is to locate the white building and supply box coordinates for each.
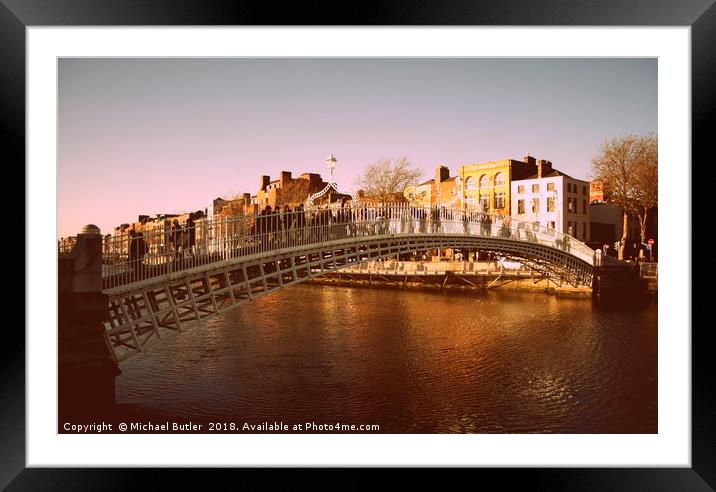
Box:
[510,160,591,241]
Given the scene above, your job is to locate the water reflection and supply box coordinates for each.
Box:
[116,285,657,433]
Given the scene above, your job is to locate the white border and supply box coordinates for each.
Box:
[28,27,690,467]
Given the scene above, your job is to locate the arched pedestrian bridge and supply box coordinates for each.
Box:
[92,204,624,362]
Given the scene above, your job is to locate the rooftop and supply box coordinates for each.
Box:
[522,169,573,180]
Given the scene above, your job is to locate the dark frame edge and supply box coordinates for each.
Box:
[691,0,716,490]
[0,1,26,490]
[3,0,712,489]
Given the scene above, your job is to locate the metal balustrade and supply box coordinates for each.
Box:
[99,203,598,293]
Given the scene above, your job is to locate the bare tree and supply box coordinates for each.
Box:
[221,190,242,201]
[218,192,249,215]
[275,179,312,207]
[405,188,428,206]
[591,134,656,259]
[628,134,658,244]
[355,156,423,203]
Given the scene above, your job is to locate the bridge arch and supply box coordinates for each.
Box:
[103,231,595,363]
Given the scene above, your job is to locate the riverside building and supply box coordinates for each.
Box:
[510,159,591,241]
[457,155,539,214]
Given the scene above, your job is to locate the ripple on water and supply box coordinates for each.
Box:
[116,285,657,433]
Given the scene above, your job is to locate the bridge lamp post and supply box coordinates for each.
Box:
[326,153,337,206]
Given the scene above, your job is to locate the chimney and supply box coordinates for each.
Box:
[298,172,322,186]
[260,175,270,191]
[436,165,450,183]
[523,154,536,166]
[242,193,251,205]
[280,171,292,187]
[537,159,552,178]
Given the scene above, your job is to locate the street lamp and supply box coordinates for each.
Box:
[326,153,337,206]
[326,153,337,183]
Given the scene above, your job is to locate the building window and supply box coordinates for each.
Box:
[583,186,587,195]
[547,196,555,212]
[547,182,555,191]
[531,198,540,214]
[480,195,490,211]
[582,222,587,239]
[548,221,556,229]
[517,199,525,214]
[532,184,540,193]
[479,174,490,189]
[494,172,505,186]
[495,192,506,209]
[582,199,586,214]
[465,176,476,190]
[517,185,525,194]
[568,198,574,212]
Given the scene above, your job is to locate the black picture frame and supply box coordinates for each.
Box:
[4,0,709,488]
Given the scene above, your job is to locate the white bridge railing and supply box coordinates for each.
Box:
[98,204,598,290]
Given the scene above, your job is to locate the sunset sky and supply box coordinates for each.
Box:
[58,58,656,238]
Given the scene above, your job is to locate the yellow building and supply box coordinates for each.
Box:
[458,155,538,214]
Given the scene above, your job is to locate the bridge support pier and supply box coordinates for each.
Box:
[592,264,650,306]
[59,225,120,425]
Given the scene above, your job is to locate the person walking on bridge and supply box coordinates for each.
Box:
[170,219,182,262]
[186,215,196,257]
[431,205,441,234]
[128,229,147,281]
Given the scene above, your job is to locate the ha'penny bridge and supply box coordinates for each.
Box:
[59,204,631,365]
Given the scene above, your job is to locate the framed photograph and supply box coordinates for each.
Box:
[7,0,710,487]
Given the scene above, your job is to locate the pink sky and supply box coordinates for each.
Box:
[58,58,656,238]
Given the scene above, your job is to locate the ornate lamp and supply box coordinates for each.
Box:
[305,154,357,208]
[326,153,337,183]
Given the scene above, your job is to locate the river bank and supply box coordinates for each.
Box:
[307,259,593,297]
[307,259,657,298]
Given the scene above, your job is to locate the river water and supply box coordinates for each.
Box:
[116,285,657,433]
